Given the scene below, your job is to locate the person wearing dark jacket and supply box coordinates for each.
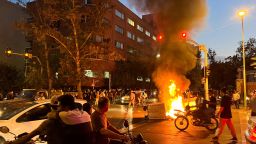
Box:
[7,94,93,144]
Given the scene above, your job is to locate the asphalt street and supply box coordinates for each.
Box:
[107,104,250,144]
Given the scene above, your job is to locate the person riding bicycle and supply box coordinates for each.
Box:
[195,95,215,124]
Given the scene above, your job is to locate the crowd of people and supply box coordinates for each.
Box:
[4,86,256,143]
[7,94,129,144]
[82,88,150,106]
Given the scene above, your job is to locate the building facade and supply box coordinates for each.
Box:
[82,0,159,88]
[0,0,29,70]
[106,0,158,59]
[2,0,158,88]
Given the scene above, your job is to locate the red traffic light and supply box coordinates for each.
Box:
[157,35,163,41]
[181,32,187,38]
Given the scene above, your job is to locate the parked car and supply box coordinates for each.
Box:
[245,116,256,144]
[116,92,158,105]
[17,89,49,101]
[0,98,87,142]
[120,94,130,104]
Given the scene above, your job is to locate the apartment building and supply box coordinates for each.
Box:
[106,0,158,59]
[2,0,158,88]
[84,0,159,87]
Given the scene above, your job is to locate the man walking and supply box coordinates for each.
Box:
[128,90,136,109]
[232,90,240,109]
[212,88,237,141]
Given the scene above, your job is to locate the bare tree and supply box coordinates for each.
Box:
[19,0,121,98]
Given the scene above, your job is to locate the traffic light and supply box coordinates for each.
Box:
[180,32,188,40]
[157,34,163,41]
[181,32,187,39]
[24,53,32,59]
[5,48,13,56]
[250,56,256,69]
[206,68,210,76]
[201,77,205,84]
[205,66,210,76]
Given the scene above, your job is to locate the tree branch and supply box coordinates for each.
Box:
[46,29,76,61]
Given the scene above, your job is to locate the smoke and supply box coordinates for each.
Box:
[128,0,207,104]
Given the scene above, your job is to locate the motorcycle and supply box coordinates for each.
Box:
[0,126,43,144]
[123,120,147,144]
[174,105,218,131]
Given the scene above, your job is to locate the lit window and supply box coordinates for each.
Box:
[115,9,124,20]
[127,31,135,40]
[137,76,143,81]
[145,31,151,37]
[137,37,144,44]
[137,25,143,32]
[85,70,94,78]
[115,25,124,34]
[104,71,110,78]
[152,35,156,41]
[128,49,134,54]
[127,18,135,26]
[115,41,124,49]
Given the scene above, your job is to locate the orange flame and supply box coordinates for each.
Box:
[166,81,184,118]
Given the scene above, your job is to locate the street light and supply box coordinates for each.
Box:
[4,49,43,76]
[238,10,247,107]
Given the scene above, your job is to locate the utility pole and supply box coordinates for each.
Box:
[186,40,209,101]
[109,73,111,90]
[199,45,209,101]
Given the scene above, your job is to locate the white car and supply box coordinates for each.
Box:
[245,116,256,144]
[0,99,87,143]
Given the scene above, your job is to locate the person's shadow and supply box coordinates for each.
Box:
[227,140,238,144]
[210,140,238,144]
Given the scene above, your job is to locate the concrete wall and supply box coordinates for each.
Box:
[0,0,29,69]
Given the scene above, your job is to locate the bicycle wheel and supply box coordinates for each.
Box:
[174,116,189,131]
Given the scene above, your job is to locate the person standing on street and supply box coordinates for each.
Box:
[250,91,256,116]
[95,91,100,106]
[232,90,240,109]
[0,91,3,101]
[212,88,237,141]
[128,90,135,109]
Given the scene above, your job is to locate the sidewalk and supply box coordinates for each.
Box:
[231,107,250,144]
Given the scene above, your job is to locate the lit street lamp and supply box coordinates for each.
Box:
[5,49,43,76]
[238,10,247,107]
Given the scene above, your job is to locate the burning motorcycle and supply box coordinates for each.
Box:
[123,120,147,144]
[174,105,218,131]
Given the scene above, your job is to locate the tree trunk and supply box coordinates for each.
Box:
[73,19,83,99]
[43,40,52,98]
[76,58,83,99]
